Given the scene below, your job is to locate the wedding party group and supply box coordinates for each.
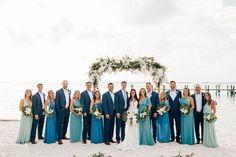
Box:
[16,80,218,150]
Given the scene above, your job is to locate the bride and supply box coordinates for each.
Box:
[116,89,140,151]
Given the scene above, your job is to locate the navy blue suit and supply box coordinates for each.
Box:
[167,90,182,141]
[191,93,205,142]
[115,90,129,143]
[81,90,93,141]
[55,88,71,140]
[102,91,116,142]
[31,92,45,141]
[149,91,160,142]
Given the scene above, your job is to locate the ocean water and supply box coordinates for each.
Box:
[0,82,235,120]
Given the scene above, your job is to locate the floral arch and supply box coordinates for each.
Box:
[88,56,167,89]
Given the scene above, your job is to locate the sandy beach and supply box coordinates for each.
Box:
[0,97,236,157]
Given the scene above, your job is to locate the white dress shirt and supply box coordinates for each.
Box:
[87,90,93,100]
[39,92,45,109]
[147,90,152,99]
[109,91,115,104]
[63,89,70,108]
[196,93,202,112]
[122,90,127,108]
[170,90,177,100]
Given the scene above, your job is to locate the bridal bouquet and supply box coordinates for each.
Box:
[23,106,32,117]
[44,109,55,117]
[122,111,138,126]
[138,108,151,122]
[180,103,190,115]
[157,102,169,116]
[91,107,103,119]
[206,113,217,123]
[73,106,83,116]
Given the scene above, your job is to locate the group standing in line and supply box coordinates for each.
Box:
[16,80,219,149]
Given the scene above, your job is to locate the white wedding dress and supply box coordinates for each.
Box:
[115,100,140,151]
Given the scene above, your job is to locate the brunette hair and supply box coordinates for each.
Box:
[93,90,101,102]
[139,88,147,99]
[129,89,138,102]
[24,89,32,101]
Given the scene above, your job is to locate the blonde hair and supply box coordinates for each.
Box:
[73,90,81,99]
[24,89,32,100]
[47,90,54,100]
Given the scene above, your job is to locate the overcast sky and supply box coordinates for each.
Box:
[0,0,235,83]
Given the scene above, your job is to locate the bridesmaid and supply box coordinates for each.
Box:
[180,88,195,145]
[156,91,171,143]
[70,90,83,143]
[138,88,155,146]
[90,91,104,144]
[16,89,33,144]
[203,92,218,148]
[44,90,57,144]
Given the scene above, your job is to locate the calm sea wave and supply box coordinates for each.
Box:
[0,82,235,120]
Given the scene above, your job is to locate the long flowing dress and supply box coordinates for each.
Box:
[116,100,140,150]
[138,97,155,146]
[16,99,33,144]
[156,101,171,143]
[44,100,57,144]
[70,99,83,143]
[91,102,104,144]
[203,103,218,148]
[180,97,195,145]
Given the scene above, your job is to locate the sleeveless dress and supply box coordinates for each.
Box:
[44,100,57,144]
[203,103,218,148]
[156,101,171,143]
[116,100,140,150]
[138,97,155,146]
[91,102,104,144]
[70,99,83,143]
[16,99,33,144]
[180,97,195,145]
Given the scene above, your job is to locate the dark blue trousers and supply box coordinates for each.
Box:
[104,113,115,142]
[82,113,92,141]
[116,116,126,143]
[56,108,70,140]
[30,112,45,141]
[169,111,181,141]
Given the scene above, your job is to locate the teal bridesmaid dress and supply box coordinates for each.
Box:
[16,99,33,144]
[70,99,83,143]
[156,101,171,143]
[138,97,155,146]
[44,100,57,144]
[180,97,195,145]
[91,102,104,144]
[203,103,218,148]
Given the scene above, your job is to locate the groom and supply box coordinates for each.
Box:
[55,80,71,145]
[146,82,159,143]
[31,83,45,144]
[102,83,116,145]
[167,81,182,143]
[115,81,129,144]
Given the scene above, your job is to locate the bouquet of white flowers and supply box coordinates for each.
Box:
[23,106,32,117]
[180,103,190,115]
[157,102,169,116]
[138,108,151,122]
[206,113,217,123]
[122,111,138,126]
[73,106,83,116]
[44,109,55,117]
[91,107,103,119]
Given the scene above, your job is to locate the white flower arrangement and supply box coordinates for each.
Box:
[23,106,32,117]
[88,56,166,88]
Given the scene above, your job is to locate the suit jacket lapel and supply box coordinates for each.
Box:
[107,92,114,105]
[36,92,42,105]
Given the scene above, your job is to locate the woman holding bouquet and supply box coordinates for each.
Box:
[44,90,57,144]
[16,89,33,144]
[90,91,103,144]
[156,91,171,143]
[203,92,218,148]
[180,88,195,145]
[138,88,155,146]
[70,90,83,143]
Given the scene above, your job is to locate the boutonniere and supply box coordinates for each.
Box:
[68,90,71,94]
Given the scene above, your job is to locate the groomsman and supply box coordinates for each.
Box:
[191,84,205,144]
[102,83,116,145]
[115,81,129,144]
[146,82,159,143]
[166,81,182,143]
[55,80,71,145]
[81,81,93,144]
[31,83,45,144]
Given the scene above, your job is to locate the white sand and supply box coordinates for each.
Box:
[0,102,236,157]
